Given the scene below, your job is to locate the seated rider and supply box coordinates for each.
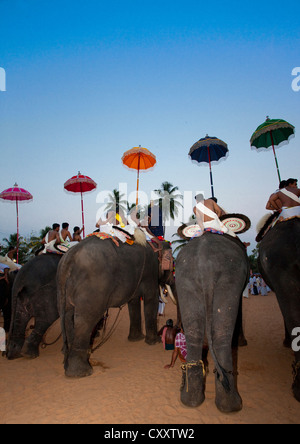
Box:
[4,246,22,270]
[96,208,127,228]
[266,180,287,211]
[41,223,61,253]
[136,203,164,248]
[267,178,300,220]
[72,226,83,242]
[193,194,236,237]
[60,223,73,244]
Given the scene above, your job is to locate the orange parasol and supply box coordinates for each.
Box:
[122,146,156,206]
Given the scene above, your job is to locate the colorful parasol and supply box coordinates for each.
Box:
[122,146,156,206]
[0,183,33,263]
[189,135,228,198]
[250,117,295,182]
[64,172,97,238]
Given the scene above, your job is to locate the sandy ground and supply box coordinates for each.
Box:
[0,291,299,425]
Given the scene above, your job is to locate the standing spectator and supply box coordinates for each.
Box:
[164,327,187,369]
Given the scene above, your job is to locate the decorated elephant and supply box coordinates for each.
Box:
[7,254,61,360]
[258,217,300,402]
[175,232,249,413]
[57,230,172,378]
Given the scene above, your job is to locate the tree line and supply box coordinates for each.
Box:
[0,181,259,268]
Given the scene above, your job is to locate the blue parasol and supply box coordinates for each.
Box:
[189,135,229,198]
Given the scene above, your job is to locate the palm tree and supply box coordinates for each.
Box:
[105,189,128,214]
[2,233,28,264]
[25,226,51,257]
[153,181,183,234]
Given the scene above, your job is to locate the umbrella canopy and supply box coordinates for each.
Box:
[0,183,33,263]
[64,172,97,238]
[122,146,156,206]
[189,135,229,198]
[250,117,295,182]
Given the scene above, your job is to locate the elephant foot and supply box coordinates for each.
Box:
[65,350,93,378]
[180,361,206,408]
[128,332,145,342]
[6,349,23,360]
[145,335,160,345]
[21,341,40,359]
[6,340,24,360]
[215,372,242,413]
[292,361,300,402]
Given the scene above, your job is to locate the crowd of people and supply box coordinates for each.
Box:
[245,272,270,297]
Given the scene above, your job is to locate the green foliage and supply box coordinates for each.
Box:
[248,246,259,273]
[1,226,51,265]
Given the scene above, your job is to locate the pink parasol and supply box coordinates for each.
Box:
[0,183,33,263]
[64,171,97,238]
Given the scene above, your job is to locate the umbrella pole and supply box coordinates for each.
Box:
[207,147,215,198]
[136,153,141,207]
[81,190,85,238]
[270,131,281,183]
[16,199,19,264]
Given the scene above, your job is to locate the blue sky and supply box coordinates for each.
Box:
[0,0,299,250]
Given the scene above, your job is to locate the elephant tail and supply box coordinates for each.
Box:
[56,258,72,357]
[205,291,231,393]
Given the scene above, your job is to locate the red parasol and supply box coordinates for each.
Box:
[64,171,97,238]
[0,183,33,263]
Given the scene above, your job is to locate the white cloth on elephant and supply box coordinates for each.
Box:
[196,201,236,237]
[99,224,128,243]
[0,255,22,270]
[279,206,300,220]
[99,221,137,243]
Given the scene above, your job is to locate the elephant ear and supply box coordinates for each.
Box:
[220,213,251,234]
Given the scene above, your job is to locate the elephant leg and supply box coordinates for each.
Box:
[211,290,242,413]
[64,306,100,378]
[272,282,300,402]
[143,288,160,345]
[127,296,145,342]
[180,302,206,408]
[22,318,56,359]
[6,311,31,360]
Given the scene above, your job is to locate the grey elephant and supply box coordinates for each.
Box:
[258,218,300,402]
[175,232,249,413]
[7,254,61,360]
[57,232,174,378]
